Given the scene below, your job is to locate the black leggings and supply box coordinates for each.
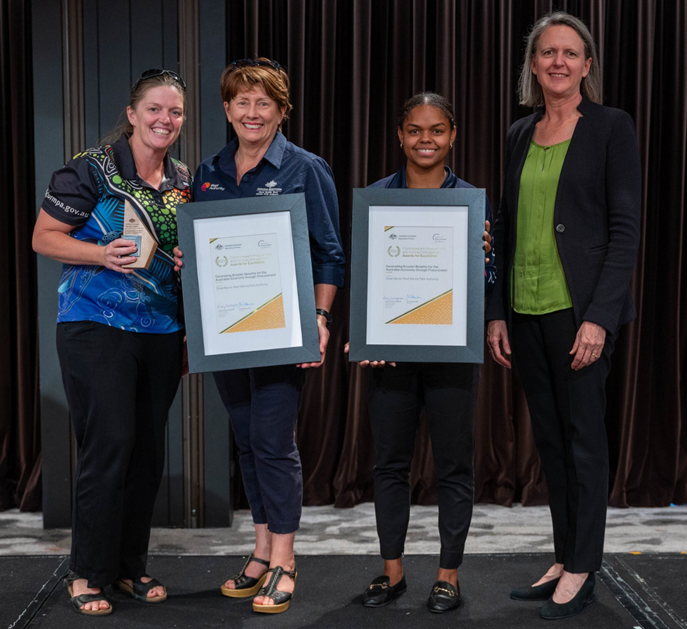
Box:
[368,362,479,570]
[56,321,183,588]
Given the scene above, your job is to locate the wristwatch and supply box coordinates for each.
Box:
[316,308,333,327]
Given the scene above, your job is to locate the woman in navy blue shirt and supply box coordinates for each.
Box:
[347,92,494,615]
[175,58,344,615]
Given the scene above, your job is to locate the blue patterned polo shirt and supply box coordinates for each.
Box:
[42,134,192,333]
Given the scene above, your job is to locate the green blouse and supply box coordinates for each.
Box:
[512,140,573,314]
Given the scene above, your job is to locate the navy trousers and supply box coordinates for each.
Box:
[213,365,306,534]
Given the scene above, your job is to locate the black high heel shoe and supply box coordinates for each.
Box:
[510,576,560,601]
[540,572,595,620]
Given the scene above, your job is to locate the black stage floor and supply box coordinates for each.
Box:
[2,554,685,629]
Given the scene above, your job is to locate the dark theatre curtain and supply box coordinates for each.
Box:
[1,1,685,515]
[0,0,41,511]
[226,0,687,511]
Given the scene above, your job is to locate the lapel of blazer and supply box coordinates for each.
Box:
[553,96,594,227]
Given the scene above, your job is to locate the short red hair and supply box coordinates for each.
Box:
[219,57,292,121]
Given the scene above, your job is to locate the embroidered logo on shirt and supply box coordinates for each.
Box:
[201,182,225,191]
[256,180,282,196]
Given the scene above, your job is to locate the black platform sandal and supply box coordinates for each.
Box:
[114,575,167,603]
[252,564,297,614]
[64,571,113,616]
[220,554,270,598]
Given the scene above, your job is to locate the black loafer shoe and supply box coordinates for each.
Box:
[540,573,595,620]
[362,575,407,608]
[510,577,560,601]
[427,580,461,613]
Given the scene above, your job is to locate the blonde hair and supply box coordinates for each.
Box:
[519,11,602,107]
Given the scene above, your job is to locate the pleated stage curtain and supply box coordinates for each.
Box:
[0,0,41,511]
[225,0,687,510]
[2,0,685,514]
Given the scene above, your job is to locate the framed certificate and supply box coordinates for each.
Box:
[177,194,320,373]
[348,188,486,363]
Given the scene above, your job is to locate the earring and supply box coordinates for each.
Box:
[450,143,453,149]
[400,143,403,148]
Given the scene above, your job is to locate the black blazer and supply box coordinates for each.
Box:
[486,97,641,334]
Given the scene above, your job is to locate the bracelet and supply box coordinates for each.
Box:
[316,308,333,327]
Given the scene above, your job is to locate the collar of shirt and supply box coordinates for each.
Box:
[394,164,458,188]
[111,133,186,192]
[215,131,287,180]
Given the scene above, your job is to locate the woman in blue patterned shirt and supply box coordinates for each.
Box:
[32,69,191,615]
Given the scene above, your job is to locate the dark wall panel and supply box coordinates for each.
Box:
[38,0,187,528]
[33,0,72,529]
[198,0,232,527]
[199,0,228,161]
[83,1,100,149]
[36,0,236,528]
[95,0,131,137]
[131,0,165,76]
[162,0,178,72]
[204,378,232,527]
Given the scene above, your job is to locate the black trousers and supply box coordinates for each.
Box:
[56,321,183,588]
[368,362,479,569]
[511,309,616,573]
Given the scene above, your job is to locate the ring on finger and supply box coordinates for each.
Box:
[591,353,599,358]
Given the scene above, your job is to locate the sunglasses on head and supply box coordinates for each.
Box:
[133,69,187,91]
[228,58,282,73]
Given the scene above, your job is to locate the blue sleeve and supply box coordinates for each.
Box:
[484,195,496,295]
[303,157,346,287]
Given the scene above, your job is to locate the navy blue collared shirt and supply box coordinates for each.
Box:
[369,165,496,292]
[195,132,345,287]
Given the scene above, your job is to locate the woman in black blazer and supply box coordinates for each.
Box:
[486,12,640,620]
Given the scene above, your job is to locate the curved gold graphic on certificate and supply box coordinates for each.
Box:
[222,294,285,333]
[386,290,453,325]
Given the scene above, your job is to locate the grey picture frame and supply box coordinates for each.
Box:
[348,188,486,363]
[177,193,320,373]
